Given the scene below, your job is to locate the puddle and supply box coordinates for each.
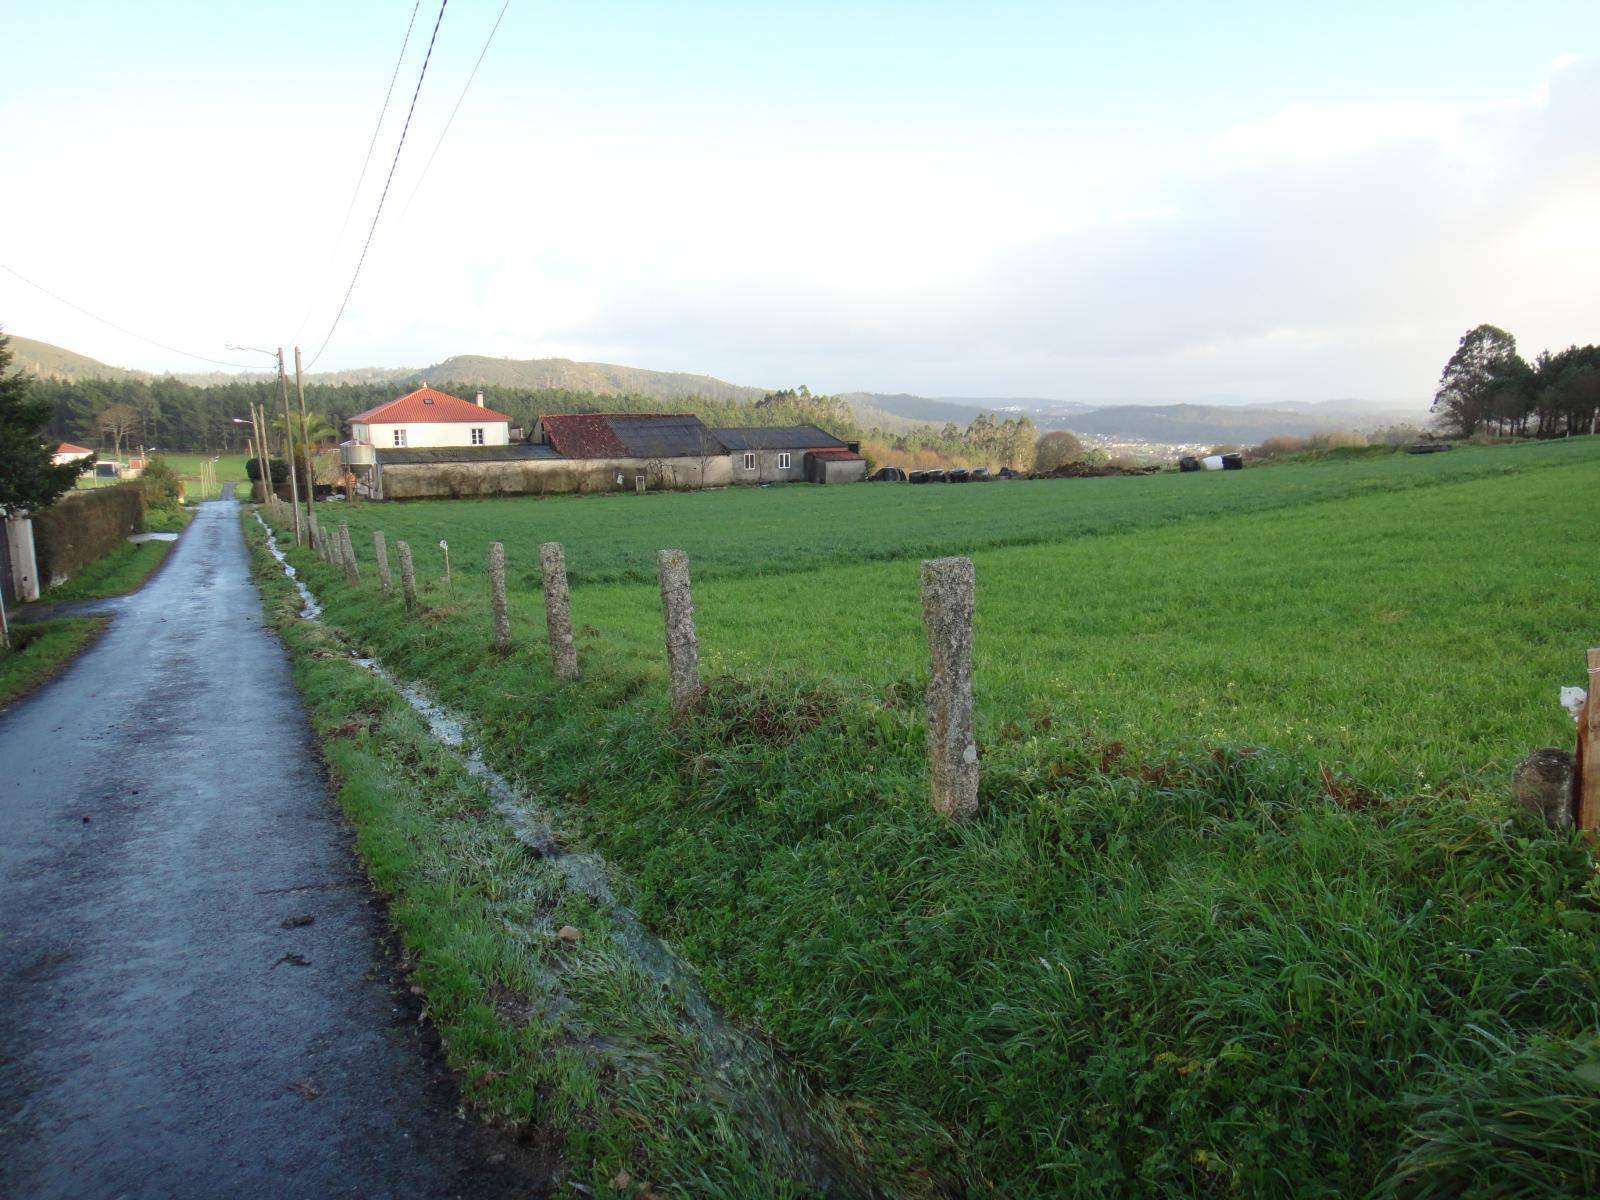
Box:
[127,532,179,543]
[253,513,866,1195]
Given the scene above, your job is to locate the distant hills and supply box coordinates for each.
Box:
[8,333,1428,443]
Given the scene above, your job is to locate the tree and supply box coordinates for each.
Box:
[0,329,86,512]
[1432,324,1524,437]
[95,401,141,461]
[1033,430,1085,472]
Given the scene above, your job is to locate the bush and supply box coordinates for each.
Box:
[1306,429,1369,450]
[139,456,182,510]
[1034,430,1086,471]
[31,485,144,587]
[245,456,289,484]
[1250,435,1310,459]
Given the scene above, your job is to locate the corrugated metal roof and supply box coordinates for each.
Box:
[376,444,561,465]
[608,414,724,459]
[350,387,514,425]
[710,425,847,451]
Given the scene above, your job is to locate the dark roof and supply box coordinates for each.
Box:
[710,425,847,451]
[804,447,863,461]
[537,414,629,458]
[376,444,561,465]
[608,414,723,459]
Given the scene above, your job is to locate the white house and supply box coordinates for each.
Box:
[52,442,93,468]
[347,387,513,449]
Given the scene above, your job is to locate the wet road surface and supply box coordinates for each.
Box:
[0,500,553,1199]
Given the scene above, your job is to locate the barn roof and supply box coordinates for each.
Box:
[608,414,723,459]
[349,387,513,425]
[804,447,863,461]
[537,413,629,458]
[710,425,847,451]
[55,442,93,455]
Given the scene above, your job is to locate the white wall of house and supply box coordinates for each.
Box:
[351,420,510,449]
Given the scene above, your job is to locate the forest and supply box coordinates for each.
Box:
[1432,324,1600,437]
[30,376,1040,470]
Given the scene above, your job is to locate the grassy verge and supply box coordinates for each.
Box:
[262,471,1600,1196]
[40,535,177,602]
[0,617,107,708]
[246,517,876,1198]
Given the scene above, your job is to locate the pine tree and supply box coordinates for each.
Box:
[0,329,88,512]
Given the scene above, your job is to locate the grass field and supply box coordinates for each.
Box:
[258,438,1600,1196]
[40,536,178,602]
[0,618,106,709]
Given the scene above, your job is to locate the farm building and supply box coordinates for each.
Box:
[342,398,863,500]
[51,442,93,468]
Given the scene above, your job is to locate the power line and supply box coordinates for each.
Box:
[307,0,450,369]
[1,263,256,369]
[402,0,512,217]
[292,0,424,344]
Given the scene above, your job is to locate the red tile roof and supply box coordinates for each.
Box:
[54,442,93,455]
[537,414,631,458]
[349,387,513,425]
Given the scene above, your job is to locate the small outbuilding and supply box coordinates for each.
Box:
[804,447,867,484]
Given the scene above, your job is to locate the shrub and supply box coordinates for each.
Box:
[139,456,182,510]
[245,456,289,484]
[1306,429,1369,450]
[1250,435,1309,459]
[1034,430,1086,471]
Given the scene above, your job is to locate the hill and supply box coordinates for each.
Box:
[6,334,148,382]
[384,354,766,403]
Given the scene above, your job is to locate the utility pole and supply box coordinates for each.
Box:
[294,346,317,536]
[276,348,303,545]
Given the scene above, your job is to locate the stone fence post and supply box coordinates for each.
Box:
[374,531,392,596]
[338,522,360,584]
[396,540,417,610]
[539,542,578,680]
[487,541,510,653]
[657,549,700,712]
[921,556,979,820]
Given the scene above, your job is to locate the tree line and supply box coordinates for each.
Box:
[1432,325,1600,438]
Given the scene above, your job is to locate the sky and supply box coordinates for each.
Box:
[1,0,1597,403]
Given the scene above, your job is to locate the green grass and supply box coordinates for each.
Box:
[0,617,106,708]
[329,438,1595,586]
[257,439,1600,1197]
[40,536,177,602]
[160,452,251,499]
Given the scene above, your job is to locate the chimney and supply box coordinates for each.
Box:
[476,391,484,408]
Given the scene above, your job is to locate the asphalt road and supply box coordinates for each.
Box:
[0,500,552,1199]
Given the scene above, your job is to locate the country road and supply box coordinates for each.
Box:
[0,499,551,1199]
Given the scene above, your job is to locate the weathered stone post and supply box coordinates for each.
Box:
[657,548,699,712]
[487,541,510,653]
[439,539,452,590]
[539,541,578,680]
[338,522,360,584]
[396,540,417,610]
[373,531,392,596]
[921,556,979,820]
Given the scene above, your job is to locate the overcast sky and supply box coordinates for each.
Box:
[2,1,1596,403]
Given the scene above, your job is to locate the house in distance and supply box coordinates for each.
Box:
[341,387,864,500]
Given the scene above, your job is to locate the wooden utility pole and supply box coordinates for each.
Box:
[249,403,267,502]
[294,347,317,535]
[276,349,303,545]
[1580,648,1600,836]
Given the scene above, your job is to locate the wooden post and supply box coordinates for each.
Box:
[1580,648,1600,835]
[374,531,392,596]
[277,348,303,545]
[921,556,979,820]
[396,540,417,610]
[657,549,700,712]
[487,541,510,653]
[338,522,360,584]
[539,541,578,680]
[293,346,317,543]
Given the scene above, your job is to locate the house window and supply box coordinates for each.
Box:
[471,427,485,446]
[392,429,407,447]
[777,452,792,470]
[743,452,756,470]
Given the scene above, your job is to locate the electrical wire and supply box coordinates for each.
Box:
[401,0,512,217]
[1,263,257,369]
[307,0,449,369]
[291,0,423,344]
